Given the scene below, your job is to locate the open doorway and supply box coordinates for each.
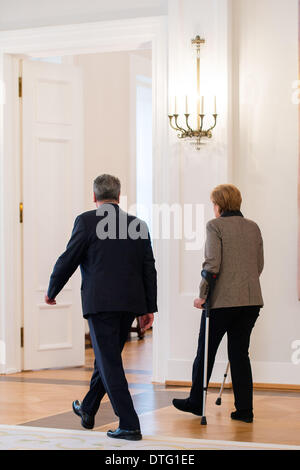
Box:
[0,18,168,380]
[15,47,153,371]
[71,48,153,355]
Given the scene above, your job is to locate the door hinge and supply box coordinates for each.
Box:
[19,202,23,223]
[18,76,22,98]
[20,327,24,348]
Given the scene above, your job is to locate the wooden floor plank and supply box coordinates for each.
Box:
[1,331,300,446]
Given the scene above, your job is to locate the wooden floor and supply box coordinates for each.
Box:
[1,330,300,447]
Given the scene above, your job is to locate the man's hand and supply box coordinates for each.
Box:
[139,313,154,333]
[45,294,56,305]
[194,298,206,309]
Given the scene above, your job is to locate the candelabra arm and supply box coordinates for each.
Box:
[206,114,218,133]
[185,114,193,132]
[168,115,182,131]
[199,114,205,133]
[174,115,187,133]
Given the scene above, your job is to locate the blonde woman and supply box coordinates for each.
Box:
[173,184,264,423]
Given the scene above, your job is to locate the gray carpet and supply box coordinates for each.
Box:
[21,390,188,430]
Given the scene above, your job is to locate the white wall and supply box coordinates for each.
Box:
[61,0,300,387]
[232,0,300,384]
[164,0,300,386]
[74,49,152,211]
[74,52,131,210]
[164,0,232,384]
[0,0,168,30]
[130,52,152,222]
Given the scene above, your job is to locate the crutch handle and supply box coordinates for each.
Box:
[201,270,218,284]
[201,270,218,311]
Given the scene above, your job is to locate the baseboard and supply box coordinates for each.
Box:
[165,380,300,392]
[0,367,20,375]
[252,383,300,392]
[165,380,232,389]
[166,358,300,388]
[167,359,231,384]
[251,361,300,386]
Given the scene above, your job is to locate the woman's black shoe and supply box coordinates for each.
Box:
[231,410,253,423]
[107,428,142,441]
[72,400,95,429]
[172,398,202,416]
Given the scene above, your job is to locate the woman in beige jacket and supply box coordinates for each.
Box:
[173,184,264,423]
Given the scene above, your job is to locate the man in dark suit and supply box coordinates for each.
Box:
[45,174,157,441]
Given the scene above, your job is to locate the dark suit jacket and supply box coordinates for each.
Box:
[47,204,158,318]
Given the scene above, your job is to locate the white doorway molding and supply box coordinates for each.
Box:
[0,16,169,379]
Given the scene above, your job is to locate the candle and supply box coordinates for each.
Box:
[169,97,173,115]
[201,96,204,115]
[175,96,177,115]
[185,95,188,114]
[214,96,217,114]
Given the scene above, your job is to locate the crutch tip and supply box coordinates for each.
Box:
[215,398,222,406]
[201,416,207,425]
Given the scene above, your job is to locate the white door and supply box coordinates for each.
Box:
[22,59,85,370]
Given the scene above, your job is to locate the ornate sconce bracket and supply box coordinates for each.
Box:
[168,36,218,150]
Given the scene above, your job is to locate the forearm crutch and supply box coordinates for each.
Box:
[215,361,230,406]
[200,270,218,426]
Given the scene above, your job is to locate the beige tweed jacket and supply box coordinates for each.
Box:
[199,214,264,309]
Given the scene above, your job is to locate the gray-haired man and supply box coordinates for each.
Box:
[46,174,157,440]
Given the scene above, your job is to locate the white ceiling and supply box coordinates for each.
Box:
[0,0,168,31]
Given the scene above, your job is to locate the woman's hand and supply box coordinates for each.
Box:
[194,298,206,309]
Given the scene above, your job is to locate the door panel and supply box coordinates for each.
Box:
[22,60,85,370]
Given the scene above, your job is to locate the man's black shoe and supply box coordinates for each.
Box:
[107,428,142,441]
[231,410,253,423]
[172,398,202,416]
[72,400,94,430]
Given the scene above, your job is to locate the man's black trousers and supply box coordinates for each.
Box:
[189,305,260,411]
[81,311,140,430]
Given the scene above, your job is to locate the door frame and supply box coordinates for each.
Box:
[0,16,170,381]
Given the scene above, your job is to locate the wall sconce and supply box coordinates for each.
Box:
[168,35,218,150]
